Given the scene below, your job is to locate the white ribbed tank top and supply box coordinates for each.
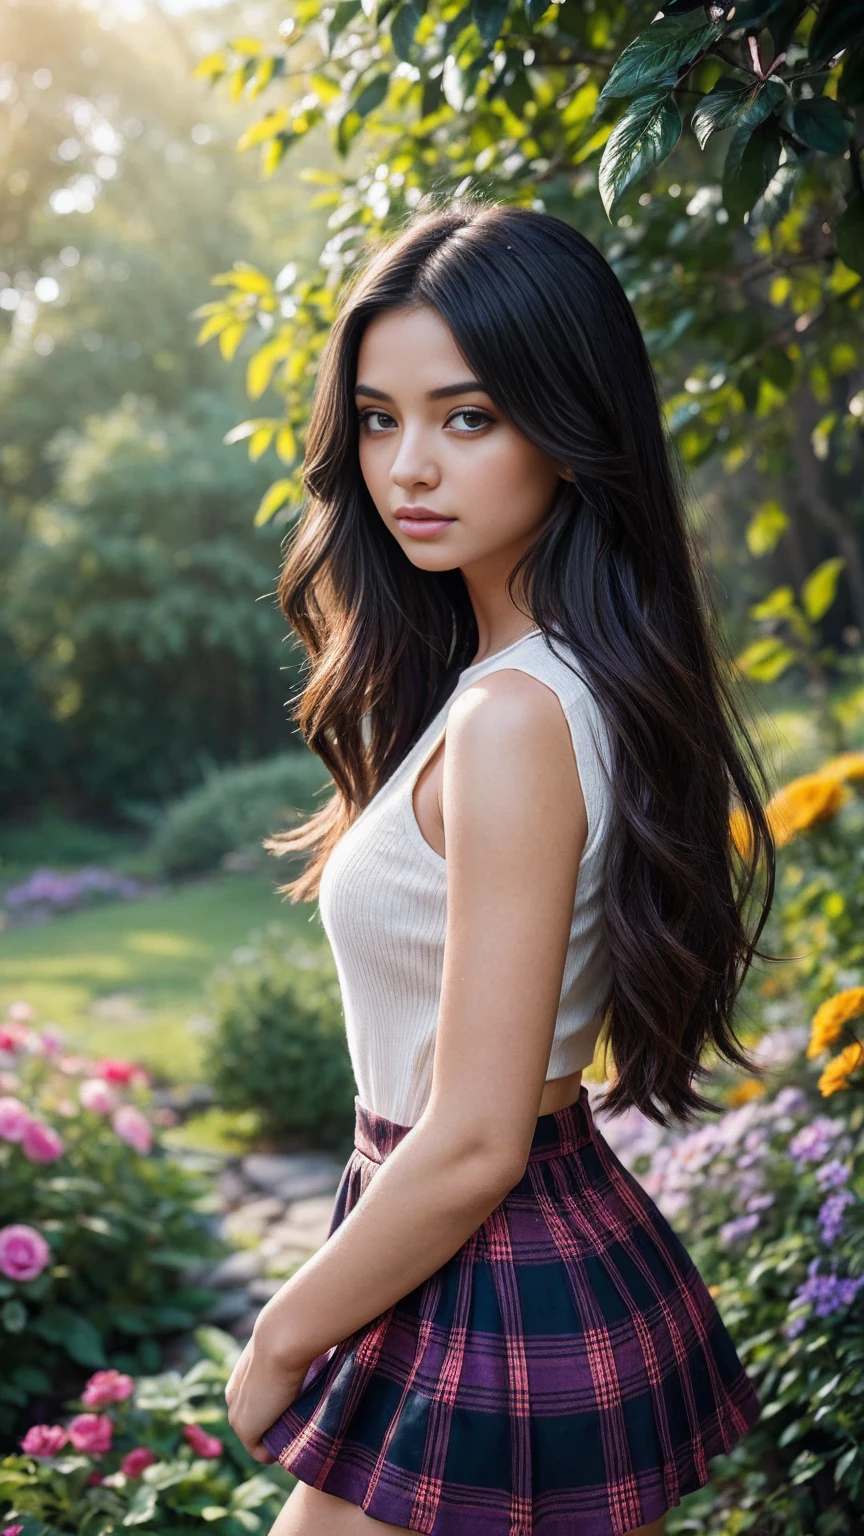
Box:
[318,628,616,1126]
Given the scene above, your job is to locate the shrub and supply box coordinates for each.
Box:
[204,925,355,1150]
[0,1003,224,1443]
[150,753,332,879]
[0,1327,293,1533]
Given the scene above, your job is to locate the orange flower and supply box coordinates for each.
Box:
[818,1041,864,1097]
[819,751,864,782]
[807,987,864,1059]
[726,1079,766,1107]
[765,773,851,847]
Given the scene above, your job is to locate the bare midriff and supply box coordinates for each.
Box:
[538,1068,583,1117]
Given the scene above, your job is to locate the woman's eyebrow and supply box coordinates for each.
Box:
[354,380,488,402]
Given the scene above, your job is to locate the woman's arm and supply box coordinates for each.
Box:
[227,669,588,1454]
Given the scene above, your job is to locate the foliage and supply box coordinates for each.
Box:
[609,743,864,1533]
[0,1003,224,1443]
[150,752,332,880]
[204,924,356,1149]
[0,1327,292,1534]
[193,0,864,684]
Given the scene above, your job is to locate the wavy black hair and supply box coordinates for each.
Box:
[266,194,778,1127]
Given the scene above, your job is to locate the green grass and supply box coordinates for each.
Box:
[0,871,318,1085]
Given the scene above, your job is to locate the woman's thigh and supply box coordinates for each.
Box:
[267,1479,667,1535]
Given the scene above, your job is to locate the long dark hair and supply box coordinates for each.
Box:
[266,194,778,1128]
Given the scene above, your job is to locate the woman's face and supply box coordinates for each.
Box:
[354,303,571,575]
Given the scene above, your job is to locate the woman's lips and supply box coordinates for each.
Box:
[395,514,456,538]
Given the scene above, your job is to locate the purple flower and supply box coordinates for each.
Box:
[818,1191,855,1244]
[784,1259,864,1337]
[788,1118,843,1164]
[746,1193,775,1214]
[816,1160,851,1190]
[719,1213,761,1244]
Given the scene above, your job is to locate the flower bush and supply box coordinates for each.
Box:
[3,868,146,925]
[608,746,864,1536]
[0,1003,224,1442]
[0,1328,292,1534]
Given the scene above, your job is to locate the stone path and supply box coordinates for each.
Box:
[179,1147,346,1346]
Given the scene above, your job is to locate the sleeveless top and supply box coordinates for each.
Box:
[317,628,617,1126]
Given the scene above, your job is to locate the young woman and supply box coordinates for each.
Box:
[224,197,775,1536]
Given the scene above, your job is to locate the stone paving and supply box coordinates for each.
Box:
[183,1148,347,1344]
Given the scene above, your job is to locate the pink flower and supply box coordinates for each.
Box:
[0,1223,51,1281]
[21,1120,64,1163]
[86,1471,103,1485]
[59,1054,87,1075]
[121,1446,157,1477]
[183,1423,223,1459]
[7,1001,35,1024]
[67,1413,113,1455]
[79,1078,118,1115]
[95,1057,139,1084]
[0,1027,22,1052]
[39,1027,63,1056]
[112,1105,152,1155]
[20,1423,68,1457]
[81,1369,134,1407]
[0,1096,30,1142]
[3,1523,25,1534]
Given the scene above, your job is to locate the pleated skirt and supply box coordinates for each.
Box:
[261,1087,760,1535]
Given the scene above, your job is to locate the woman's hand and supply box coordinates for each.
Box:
[225,1322,317,1463]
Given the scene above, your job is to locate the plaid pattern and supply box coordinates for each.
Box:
[262,1087,760,1535]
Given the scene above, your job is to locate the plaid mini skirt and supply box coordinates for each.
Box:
[261,1087,760,1535]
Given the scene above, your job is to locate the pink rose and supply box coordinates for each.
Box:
[183,1423,223,1459]
[0,1027,22,1053]
[0,1223,51,1281]
[79,1078,118,1115]
[67,1413,113,1455]
[20,1423,68,1457]
[3,1523,25,1534]
[21,1120,64,1163]
[0,1096,30,1142]
[121,1446,157,1477]
[112,1105,152,1155]
[39,1027,63,1056]
[95,1058,139,1083]
[81,1369,134,1407]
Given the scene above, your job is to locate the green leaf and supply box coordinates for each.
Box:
[800,557,846,621]
[597,15,721,106]
[691,76,786,149]
[1,1299,27,1333]
[808,0,864,63]
[598,91,682,219]
[750,584,797,621]
[350,71,390,119]
[472,0,509,48]
[836,1444,858,1485]
[66,1316,108,1368]
[194,1324,244,1368]
[746,501,790,556]
[123,1484,159,1525]
[390,2,422,61]
[791,96,848,154]
[722,116,782,221]
[254,479,294,526]
[836,193,864,275]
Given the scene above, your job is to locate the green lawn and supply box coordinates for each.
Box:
[0,871,319,1085]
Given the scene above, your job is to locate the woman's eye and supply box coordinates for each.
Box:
[356,408,491,434]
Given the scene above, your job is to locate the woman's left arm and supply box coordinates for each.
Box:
[226,668,588,1458]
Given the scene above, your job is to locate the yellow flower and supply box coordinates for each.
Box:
[819,751,864,782]
[818,1041,864,1097]
[807,986,864,1058]
[708,1283,723,1298]
[767,773,851,847]
[726,1079,766,1107]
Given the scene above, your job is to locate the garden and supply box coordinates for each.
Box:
[2,0,864,1531]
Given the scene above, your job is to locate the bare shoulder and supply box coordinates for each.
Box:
[443,668,588,852]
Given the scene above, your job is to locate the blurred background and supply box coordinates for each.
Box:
[2,3,864,1521]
